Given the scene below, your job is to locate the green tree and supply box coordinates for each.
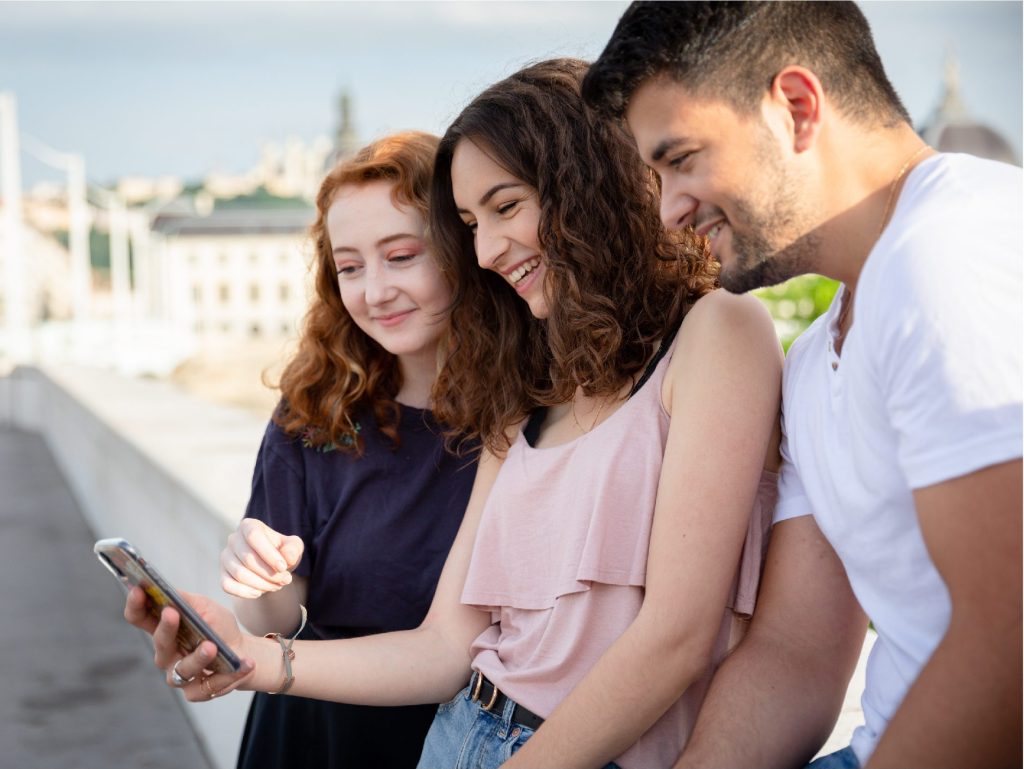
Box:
[754,275,839,353]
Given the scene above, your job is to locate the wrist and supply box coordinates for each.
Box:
[237,634,280,692]
[263,603,307,695]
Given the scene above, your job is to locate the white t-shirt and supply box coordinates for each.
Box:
[774,153,1022,764]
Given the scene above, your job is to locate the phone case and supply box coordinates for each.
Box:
[94,538,242,674]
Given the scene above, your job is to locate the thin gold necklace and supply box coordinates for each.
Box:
[876,144,931,239]
[839,144,932,337]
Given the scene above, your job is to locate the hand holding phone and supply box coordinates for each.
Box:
[95,538,242,674]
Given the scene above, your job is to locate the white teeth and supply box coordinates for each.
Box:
[508,258,541,285]
[707,223,723,240]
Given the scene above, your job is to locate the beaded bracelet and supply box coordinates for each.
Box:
[265,604,307,695]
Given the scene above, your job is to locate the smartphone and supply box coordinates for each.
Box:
[94,538,242,674]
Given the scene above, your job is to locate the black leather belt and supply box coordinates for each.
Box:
[469,670,545,731]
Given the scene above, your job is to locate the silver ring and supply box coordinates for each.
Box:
[170,660,194,688]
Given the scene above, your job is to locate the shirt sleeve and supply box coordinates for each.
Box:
[243,421,313,577]
[773,405,812,524]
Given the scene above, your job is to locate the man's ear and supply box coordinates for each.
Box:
[768,66,825,153]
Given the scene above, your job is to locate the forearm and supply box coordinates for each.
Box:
[676,622,865,769]
[676,517,868,769]
[241,619,476,706]
[506,618,712,769]
[232,578,307,636]
[866,620,1022,768]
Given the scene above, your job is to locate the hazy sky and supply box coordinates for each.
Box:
[2,1,1021,189]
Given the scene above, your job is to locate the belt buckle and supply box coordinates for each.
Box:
[470,671,483,702]
[470,670,500,711]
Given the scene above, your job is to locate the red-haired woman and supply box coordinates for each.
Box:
[127,61,780,769]
[222,131,476,769]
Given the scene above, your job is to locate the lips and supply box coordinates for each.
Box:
[372,309,415,326]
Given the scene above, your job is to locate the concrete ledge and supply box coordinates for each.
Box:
[4,364,265,769]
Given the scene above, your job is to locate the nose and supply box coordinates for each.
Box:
[659,176,698,232]
[364,263,398,306]
[474,221,509,271]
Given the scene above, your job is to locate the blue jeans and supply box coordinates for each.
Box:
[417,685,623,769]
[806,745,861,769]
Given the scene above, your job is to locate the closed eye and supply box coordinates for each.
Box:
[668,151,695,170]
[388,251,420,264]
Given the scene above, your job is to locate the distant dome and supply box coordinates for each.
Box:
[919,50,1020,165]
[925,122,1018,164]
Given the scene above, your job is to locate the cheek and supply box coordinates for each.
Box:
[413,266,453,310]
[336,283,365,318]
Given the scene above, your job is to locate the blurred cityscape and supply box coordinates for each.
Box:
[0,90,361,415]
[2,53,1019,407]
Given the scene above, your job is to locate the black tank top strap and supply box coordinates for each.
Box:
[522,407,548,448]
[627,324,681,399]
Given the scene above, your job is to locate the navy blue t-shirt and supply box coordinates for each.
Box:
[244,403,477,639]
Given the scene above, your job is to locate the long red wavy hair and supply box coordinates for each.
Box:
[274,131,440,452]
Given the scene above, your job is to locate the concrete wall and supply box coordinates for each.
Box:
[2,364,267,769]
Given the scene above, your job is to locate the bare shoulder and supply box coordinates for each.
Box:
[672,289,780,371]
[663,289,783,408]
[679,288,777,341]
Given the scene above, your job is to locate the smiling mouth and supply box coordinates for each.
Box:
[696,217,725,239]
[505,257,541,287]
[374,310,414,324]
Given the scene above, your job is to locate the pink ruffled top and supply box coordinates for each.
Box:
[462,337,778,769]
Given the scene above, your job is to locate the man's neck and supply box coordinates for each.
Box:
[811,123,931,292]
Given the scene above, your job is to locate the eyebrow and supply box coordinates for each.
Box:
[651,137,689,164]
[333,233,421,255]
[456,182,525,214]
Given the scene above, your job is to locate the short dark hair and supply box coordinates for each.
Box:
[582,1,910,127]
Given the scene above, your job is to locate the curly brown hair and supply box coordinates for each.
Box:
[274,131,441,453]
[430,59,718,454]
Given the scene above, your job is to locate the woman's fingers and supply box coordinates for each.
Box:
[279,535,304,571]
[169,641,254,702]
[151,606,183,669]
[220,548,285,596]
[124,586,159,632]
[240,521,294,576]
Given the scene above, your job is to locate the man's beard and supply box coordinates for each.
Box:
[719,216,820,294]
[717,146,819,294]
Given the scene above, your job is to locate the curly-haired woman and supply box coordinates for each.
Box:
[222,131,477,769]
[126,60,782,769]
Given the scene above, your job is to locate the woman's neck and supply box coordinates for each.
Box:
[394,346,439,409]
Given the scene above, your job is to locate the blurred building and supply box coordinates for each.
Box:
[919,52,1020,165]
[149,190,316,347]
[330,90,362,164]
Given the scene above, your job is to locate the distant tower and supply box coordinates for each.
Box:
[920,48,1019,165]
[332,91,361,164]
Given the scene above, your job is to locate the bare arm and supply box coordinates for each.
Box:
[865,459,1022,769]
[505,291,784,769]
[675,515,867,769]
[127,447,506,707]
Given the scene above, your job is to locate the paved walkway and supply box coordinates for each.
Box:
[0,426,212,769]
